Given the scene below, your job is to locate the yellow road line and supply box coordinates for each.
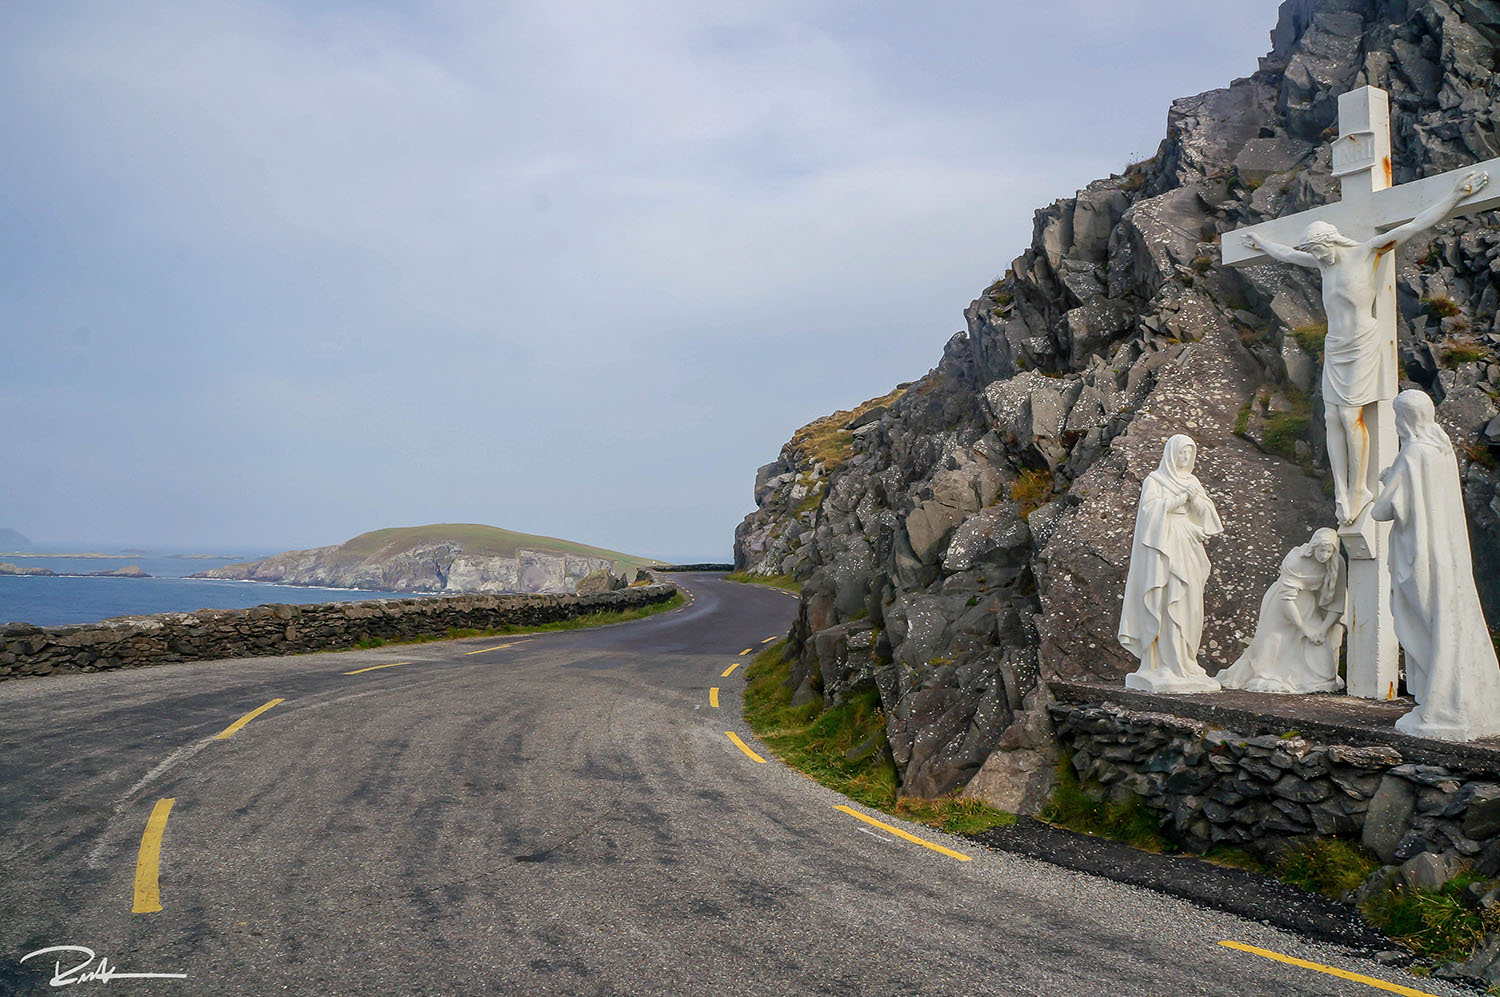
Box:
[1218,941,1438,996]
[344,660,414,675]
[833,805,971,862]
[725,731,765,763]
[761,636,777,643]
[214,699,285,740]
[710,687,720,708]
[739,648,752,656]
[721,662,741,677]
[462,639,530,656]
[133,798,175,913]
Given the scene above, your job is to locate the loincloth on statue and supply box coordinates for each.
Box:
[1321,320,1398,407]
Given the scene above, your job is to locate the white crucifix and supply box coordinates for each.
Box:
[1225,85,1499,701]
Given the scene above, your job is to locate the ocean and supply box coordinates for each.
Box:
[0,548,413,627]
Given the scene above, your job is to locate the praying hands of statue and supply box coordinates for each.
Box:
[1241,169,1489,525]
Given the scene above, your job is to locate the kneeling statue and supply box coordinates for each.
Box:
[1217,528,1345,694]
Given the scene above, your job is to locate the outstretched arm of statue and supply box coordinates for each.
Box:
[1242,232,1319,269]
[1370,170,1489,253]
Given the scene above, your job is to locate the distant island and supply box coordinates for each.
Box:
[0,528,33,550]
[0,562,150,578]
[189,523,662,596]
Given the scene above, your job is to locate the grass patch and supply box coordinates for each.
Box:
[1192,255,1213,274]
[894,795,1017,835]
[1035,753,1173,852]
[341,592,685,650]
[1422,295,1462,319]
[786,385,908,472]
[1364,874,1500,964]
[1291,322,1327,360]
[1443,340,1488,368]
[743,644,898,810]
[1234,404,1252,437]
[725,571,803,594]
[1009,469,1055,520]
[1275,837,1379,899]
[741,643,1014,834]
[1259,389,1313,461]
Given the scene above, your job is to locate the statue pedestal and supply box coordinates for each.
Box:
[1124,670,1221,695]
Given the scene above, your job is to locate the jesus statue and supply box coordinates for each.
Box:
[1243,170,1488,525]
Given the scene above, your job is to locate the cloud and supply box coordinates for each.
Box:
[0,0,1286,553]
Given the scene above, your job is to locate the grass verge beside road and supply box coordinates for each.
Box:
[741,642,1014,836]
[350,592,686,649]
[725,571,803,595]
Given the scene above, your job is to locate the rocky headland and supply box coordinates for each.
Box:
[192,523,658,596]
[735,0,1500,803]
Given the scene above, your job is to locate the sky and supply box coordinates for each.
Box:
[1,0,1287,560]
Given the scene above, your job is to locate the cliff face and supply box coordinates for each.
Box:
[195,525,650,595]
[735,0,1500,801]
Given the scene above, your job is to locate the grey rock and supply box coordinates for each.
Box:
[1465,783,1500,839]
[1400,850,1468,892]
[1364,775,1418,864]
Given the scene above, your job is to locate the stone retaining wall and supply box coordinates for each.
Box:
[1053,700,1500,866]
[0,584,679,681]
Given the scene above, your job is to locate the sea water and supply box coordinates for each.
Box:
[0,548,414,627]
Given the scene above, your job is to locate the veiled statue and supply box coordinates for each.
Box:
[1216,528,1345,694]
[1372,390,1500,740]
[1118,435,1223,694]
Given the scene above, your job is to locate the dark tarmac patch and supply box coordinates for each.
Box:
[970,817,1390,950]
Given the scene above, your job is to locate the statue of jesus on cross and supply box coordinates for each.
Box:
[1226,85,1500,701]
[1242,170,1486,526]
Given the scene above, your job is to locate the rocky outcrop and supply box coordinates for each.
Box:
[735,0,1500,800]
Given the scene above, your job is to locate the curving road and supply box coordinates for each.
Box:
[0,574,1470,995]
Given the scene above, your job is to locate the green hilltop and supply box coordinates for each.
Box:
[309,523,661,570]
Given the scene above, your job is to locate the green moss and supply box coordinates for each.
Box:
[1290,322,1327,360]
[1233,404,1253,437]
[1192,255,1213,274]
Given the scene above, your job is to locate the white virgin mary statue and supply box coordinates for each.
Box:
[1372,389,1500,741]
[1217,528,1346,694]
[1119,435,1224,694]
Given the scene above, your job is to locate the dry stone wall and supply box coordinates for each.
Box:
[0,584,678,681]
[1053,700,1500,867]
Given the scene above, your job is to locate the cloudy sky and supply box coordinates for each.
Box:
[2,0,1285,559]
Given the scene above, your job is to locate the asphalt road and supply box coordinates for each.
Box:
[0,574,1474,996]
